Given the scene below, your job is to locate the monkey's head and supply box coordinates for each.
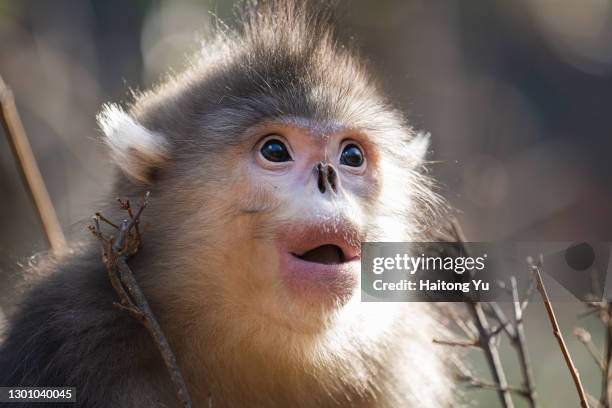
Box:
[97,2,440,352]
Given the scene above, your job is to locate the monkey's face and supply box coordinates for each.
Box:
[247,122,373,301]
[180,118,400,332]
[101,100,431,336]
[123,109,432,334]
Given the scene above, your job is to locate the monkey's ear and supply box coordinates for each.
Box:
[97,104,169,183]
[410,132,430,163]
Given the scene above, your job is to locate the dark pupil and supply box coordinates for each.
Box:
[341,144,364,167]
[261,139,291,162]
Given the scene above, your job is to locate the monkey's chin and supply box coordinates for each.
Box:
[278,251,360,305]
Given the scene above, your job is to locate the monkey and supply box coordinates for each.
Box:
[0,2,456,407]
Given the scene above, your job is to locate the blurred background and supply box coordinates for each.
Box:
[1,0,612,406]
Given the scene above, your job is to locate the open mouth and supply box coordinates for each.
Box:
[279,224,361,298]
[293,244,346,265]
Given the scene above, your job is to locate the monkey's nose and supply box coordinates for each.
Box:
[315,162,338,194]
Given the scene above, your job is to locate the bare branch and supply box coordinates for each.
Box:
[95,212,120,230]
[588,393,603,408]
[574,327,604,372]
[520,272,537,314]
[433,338,480,348]
[530,257,589,408]
[578,307,603,320]
[448,306,478,339]
[600,304,612,407]
[89,193,192,408]
[510,276,537,407]
[486,302,517,340]
[466,301,514,407]
[0,74,66,252]
[463,379,527,396]
[115,258,191,406]
[448,220,515,408]
[454,362,527,397]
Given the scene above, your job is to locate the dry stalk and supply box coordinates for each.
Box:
[448,221,515,408]
[431,221,515,407]
[510,276,537,406]
[455,362,529,398]
[529,257,589,408]
[574,327,604,372]
[574,295,612,406]
[433,220,542,407]
[0,74,66,252]
[602,304,612,407]
[438,223,604,408]
[466,301,514,407]
[89,192,192,408]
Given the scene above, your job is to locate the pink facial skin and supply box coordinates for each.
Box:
[247,120,373,304]
[276,223,361,302]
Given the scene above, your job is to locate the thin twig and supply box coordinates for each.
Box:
[455,362,527,397]
[486,302,517,340]
[116,257,191,405]
[510,276,537,407]
[433,338,480,348]
[466,302,514,408]
[530,257,589,408]
[463,379,527,396]
[574,327,604,372]
[448,306,478,339]
[89,193,192,408]
[0,74,66,252]
[449,220,515,408]
[95,212,120,230]
[578,307,602,320]
[520,272,537,314]
[589,393,603,408]
[601,304,612,407]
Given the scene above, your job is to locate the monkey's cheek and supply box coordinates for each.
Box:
[278,252,359,304]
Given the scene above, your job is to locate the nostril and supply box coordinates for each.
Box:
[315,162,339,194]
[327,165,337,193]
[317,163,326,193]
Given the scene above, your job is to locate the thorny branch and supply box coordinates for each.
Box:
[89,193,193,408]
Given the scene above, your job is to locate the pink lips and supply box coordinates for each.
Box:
[276,224,361,299]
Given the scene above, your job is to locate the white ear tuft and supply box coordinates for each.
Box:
[410,131,431,162]
[97,104,169,183]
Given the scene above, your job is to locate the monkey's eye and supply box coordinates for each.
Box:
[260,139,292,162]
[340,144,364,167]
